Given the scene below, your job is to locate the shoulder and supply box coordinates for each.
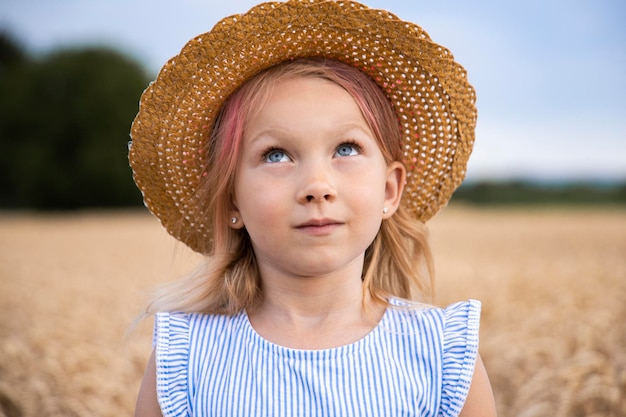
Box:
[385,298,481,334]
[384,298,481,358]
[154,311,248,366]
[152,311,247,416]
[385,298,484,416]
[154,310,245,342]
[438,301,482,415]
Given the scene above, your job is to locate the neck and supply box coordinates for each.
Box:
[253,257,365,319]
[260,279,364,323]
[247,262,385,349]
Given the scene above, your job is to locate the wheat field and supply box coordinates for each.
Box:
[0,206,624,416]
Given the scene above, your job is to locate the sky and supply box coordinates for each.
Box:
[1,0,625,182]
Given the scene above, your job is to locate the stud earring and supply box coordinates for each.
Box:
[231,217,238,224]
[383,207,388,214]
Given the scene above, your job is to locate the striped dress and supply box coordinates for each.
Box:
[154,299,481,417]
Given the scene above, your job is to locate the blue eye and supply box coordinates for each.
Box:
[264,149,290,163]
[335,143,360,157]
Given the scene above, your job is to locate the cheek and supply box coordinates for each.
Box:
[345,164,388,200]
[238,195,286,256]
[235,174,286,224]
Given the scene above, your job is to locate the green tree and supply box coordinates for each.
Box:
[0,33,151,208]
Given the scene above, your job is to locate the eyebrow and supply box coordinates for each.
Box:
[246,122,375,145]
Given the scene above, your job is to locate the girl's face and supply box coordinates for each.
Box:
[232,76,404,281]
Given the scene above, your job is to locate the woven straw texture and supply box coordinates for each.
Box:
[129,0,477,254]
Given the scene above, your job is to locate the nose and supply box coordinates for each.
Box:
[296,161,337,204]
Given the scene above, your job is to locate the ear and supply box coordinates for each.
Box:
[382,161,406,219]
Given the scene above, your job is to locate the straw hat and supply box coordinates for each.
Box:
[129,0,477,254]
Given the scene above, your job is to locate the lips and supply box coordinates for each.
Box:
[297,218,341,227]
[296,218,343,234]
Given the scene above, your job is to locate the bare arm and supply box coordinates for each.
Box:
[459,354,497,416]
[135,349,163,417]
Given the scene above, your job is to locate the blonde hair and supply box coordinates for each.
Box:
[143,59,434,316]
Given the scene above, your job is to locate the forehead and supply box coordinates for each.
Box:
[260,75,353,108]
[243,76,369,137]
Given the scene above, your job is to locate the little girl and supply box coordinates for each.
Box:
[130,1,496,416]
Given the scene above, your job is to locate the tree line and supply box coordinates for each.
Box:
[0,31,150,209]
[451,181,626,207]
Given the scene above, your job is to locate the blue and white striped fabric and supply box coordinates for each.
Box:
[154,299,481,417]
